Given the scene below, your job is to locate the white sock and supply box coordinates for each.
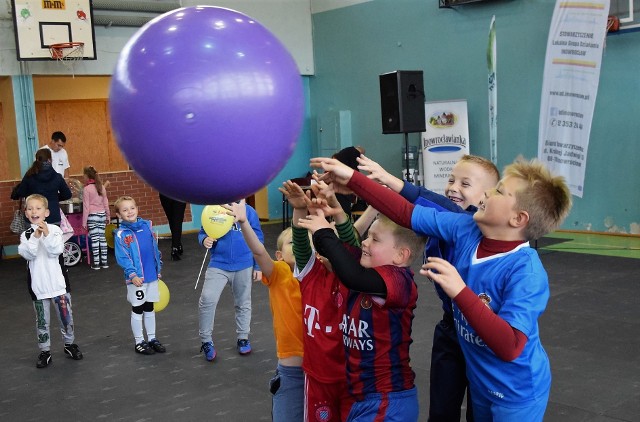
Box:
[144,311,156,341]
[131,312,144,344]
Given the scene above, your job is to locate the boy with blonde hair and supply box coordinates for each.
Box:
[358,153,499,421]
[113,196,166,355]
[18,194,83,368]
[297,190,426,421]
[225,200,304,422]
[311,156,572,421]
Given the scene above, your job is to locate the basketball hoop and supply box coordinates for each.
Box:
[49,42,85,75]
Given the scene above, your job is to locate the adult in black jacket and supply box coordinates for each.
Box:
[15,148,72,225]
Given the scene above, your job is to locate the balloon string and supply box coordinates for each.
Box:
[194,248,209,290]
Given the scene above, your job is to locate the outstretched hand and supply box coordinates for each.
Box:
[357,155,404,192]
[420,257,466,298]
[223,199,247,224]
[279,180,310,209]
[296,208,334,234]
[309,157,355,188]
[309,180,344,218]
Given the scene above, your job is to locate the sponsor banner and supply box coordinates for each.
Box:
[538,0,610,197]
[421,100,470,195]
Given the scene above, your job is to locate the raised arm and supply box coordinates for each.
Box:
[310,157,414,228]
[357,154,404,193]
[280,180,313,270]
[297,209,387,296]
[225,200,273,277]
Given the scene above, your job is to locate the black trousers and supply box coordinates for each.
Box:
[428,313,474,421]
[158,193,187,249]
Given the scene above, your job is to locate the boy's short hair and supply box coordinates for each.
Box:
[276,227,293,251]
[458,154,500,185]
[376,215,427,266]
[51,131,66,143]
[25,194,48,209]
[504,157,572,240]
[114,195,136,212]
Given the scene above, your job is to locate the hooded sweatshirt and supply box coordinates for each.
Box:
[16,164,72,224]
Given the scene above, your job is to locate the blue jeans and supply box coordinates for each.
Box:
[198,267,253,343]
[271,363,304,422]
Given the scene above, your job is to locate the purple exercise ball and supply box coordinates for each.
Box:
[109,6,304,204]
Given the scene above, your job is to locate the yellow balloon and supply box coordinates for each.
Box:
[105,223,117,249]
[201,205,234,239]
[156,279,170,312]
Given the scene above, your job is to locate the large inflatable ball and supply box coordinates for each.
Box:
[110,6,304,204]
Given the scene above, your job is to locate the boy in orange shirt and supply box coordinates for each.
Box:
[225,200,304,422]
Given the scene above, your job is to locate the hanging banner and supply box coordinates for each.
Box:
[538,0,610,197]
[421,99,470,195]
[487,15,497,164]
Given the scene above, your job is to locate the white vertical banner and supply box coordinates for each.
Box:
[421,100,470,195]
[538,0,610,197]
[487,15,498,165]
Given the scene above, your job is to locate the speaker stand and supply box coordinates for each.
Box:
[403,132,412,182]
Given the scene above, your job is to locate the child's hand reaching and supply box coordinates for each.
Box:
[223,199,247,224]
[297,208,334,234]
[309,180,344,218]
[279,180,310,209]
[420,257,466,298]
[357,155,404,192]
[309,157,355,188]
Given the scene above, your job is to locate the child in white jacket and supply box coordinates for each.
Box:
[18,194,83,368]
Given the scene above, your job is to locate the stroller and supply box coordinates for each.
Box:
[60,210,89,267]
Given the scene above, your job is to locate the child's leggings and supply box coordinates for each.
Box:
[87,212,107,266]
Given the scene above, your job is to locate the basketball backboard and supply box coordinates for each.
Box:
[11,0,96,60]
[610,0,640,32]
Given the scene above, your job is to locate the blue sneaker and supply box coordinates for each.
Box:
[200,341,216,361]
[237,339,251,355]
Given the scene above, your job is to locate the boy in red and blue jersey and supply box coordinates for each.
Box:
[283,180,356,422]
[298,201,425,421]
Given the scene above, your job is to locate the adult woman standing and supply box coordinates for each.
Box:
[15,148,72,225]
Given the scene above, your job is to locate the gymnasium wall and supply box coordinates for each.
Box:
[0,1,314,254]
[310,0,640,234]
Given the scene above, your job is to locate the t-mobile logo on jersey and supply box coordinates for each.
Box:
[304,305,335,337]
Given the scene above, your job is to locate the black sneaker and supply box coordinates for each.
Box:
[148,339,166,353]
[64,343,83,360]
[36,351,52,368]
[134,341,155,355]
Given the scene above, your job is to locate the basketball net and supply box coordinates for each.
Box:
[49,42,85,77]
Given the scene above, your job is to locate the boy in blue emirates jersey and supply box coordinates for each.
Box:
[311,156,572,421]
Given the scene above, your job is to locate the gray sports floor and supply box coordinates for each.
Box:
[1,223,638,421]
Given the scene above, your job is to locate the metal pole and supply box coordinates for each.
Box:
[404,132,411,181]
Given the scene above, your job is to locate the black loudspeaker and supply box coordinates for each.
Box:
[379,71,426,134]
